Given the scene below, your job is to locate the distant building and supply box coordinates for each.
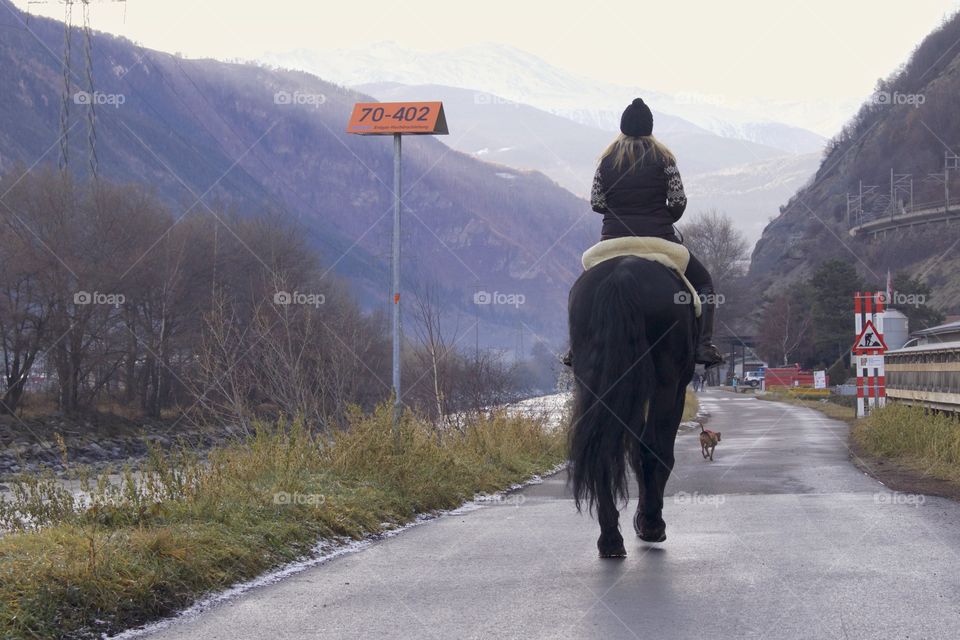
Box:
[911,319,960,345]
[882,309,910,350]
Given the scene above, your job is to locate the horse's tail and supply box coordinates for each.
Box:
[569,262,655,512]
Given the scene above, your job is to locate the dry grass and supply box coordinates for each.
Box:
[682,389,699,422]
[0,405,566,639]
[756,390,857,423]
[853,404,960,482]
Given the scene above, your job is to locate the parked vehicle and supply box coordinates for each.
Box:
[743,370,764,388]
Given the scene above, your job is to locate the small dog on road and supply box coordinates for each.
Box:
[699,425,721,461]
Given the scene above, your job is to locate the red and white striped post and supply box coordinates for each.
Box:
[853,291,887,417]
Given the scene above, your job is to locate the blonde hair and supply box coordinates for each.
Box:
[600,133,676,170]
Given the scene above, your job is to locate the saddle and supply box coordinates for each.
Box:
[581,237,702,317]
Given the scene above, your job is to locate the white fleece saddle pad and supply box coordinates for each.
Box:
[581,236,702,317]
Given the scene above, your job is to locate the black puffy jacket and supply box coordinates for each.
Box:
[590,155,687,240]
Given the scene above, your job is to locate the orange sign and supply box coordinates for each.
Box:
[346,101,448,135]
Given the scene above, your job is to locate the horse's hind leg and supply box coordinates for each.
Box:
[628,438,647,538]
[634,444,670,541]
[634,382,686,542]
[596,468,626,558]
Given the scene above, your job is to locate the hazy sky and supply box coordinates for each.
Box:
[12,0,960,102]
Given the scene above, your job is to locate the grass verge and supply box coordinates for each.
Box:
[682,389,699,423]
[852,404,960,483]
[0,405,566,639]
[755,390,856,423]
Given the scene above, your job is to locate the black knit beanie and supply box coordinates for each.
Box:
[620,98,653,137]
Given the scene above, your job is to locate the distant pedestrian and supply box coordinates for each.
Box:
[692,372,704,392]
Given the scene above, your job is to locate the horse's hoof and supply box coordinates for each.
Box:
[634,512,666,542]
[638,528,666,543]
[597,534,626,558]
[597,538,627,558]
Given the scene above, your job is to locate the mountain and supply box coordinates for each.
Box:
[355,82,612,197]
[0,0,595,350]
[683,153,821,244]
[356,82,817,247]
[261,41,829,152]
[749,10,960,313]
[356,82,793,195]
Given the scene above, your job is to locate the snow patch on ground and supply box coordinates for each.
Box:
[507,392,570,431]
[679,394,712,432]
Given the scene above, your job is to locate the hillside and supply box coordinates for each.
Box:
[685,153,821,245]
[0,0,595,349]
[749,11,960,314]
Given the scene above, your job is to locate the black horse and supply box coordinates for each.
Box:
[568,255,697,558]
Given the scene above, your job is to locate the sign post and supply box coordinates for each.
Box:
[813,370,827,390]
[347,101,448,431]
[852,291,888,417]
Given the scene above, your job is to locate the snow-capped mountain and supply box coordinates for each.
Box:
[355,81,816,247]
[258,43,824,248]
[259,41,832,152]
[683,153,822,245]
[356,82,789,194]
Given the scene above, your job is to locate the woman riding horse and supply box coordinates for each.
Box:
[592,98,722,366]
[567,97,723,367]
[567,98,720,557]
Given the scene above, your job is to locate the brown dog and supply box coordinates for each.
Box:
[700,425,721,461]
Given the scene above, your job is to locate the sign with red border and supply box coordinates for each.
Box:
[852,319,887,354]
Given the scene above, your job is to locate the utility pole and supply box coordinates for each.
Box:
[946,152,960,210]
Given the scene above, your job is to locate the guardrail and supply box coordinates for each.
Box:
[849,202,960,238]
[884,341,960,412]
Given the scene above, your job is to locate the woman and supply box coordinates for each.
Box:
[588,97,723,367]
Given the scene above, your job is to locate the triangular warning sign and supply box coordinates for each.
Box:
[853,319,887,353]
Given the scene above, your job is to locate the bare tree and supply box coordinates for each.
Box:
[0,223,51,414]
[410,285,462,420]
[758,293,813,366]
[0,169,410,428]
[678,209,750,291]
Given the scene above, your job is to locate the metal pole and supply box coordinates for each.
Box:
[890,168,894,219]
[946,159,950,211]
[392,134,402,431]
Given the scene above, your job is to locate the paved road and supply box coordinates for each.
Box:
[135,391,960,640]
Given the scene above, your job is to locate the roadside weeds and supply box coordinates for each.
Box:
[0,405,566,639]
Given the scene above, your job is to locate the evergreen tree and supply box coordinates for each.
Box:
[808,260,863,370]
